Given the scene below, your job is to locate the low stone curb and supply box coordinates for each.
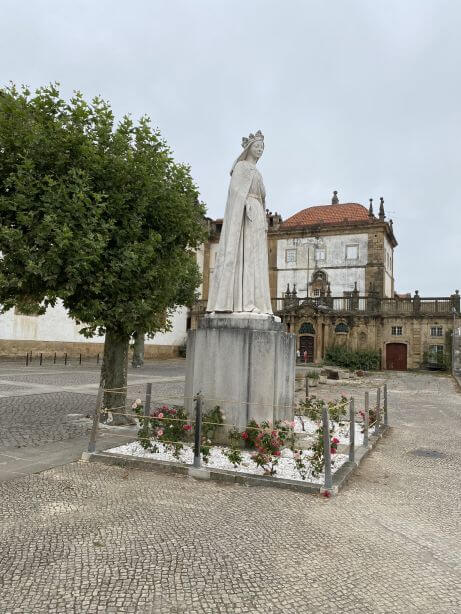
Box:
[84,425,390,496]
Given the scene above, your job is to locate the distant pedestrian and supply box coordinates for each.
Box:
[303,350,308,364]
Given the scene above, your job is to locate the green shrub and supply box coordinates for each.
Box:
[298,395,348,423]
[324,346,380,370]
[422,349,450,371]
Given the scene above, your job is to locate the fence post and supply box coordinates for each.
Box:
[79,353,82,365]
[144,382,152,418]
[349,397,355,463]
[305,373,309,399]
[375,387,381,435]
[322,405,333,490]
[64,353,67,366]
[193,393,203,469]
[26,353,29,367]
[97,353,100,365]
[54,352,56,365]
[363,391,369,447]
[40,352,43,366]
[88,382,104,453]
[383,383,388,426]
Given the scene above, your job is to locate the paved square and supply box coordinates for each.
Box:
[0,366,460,613]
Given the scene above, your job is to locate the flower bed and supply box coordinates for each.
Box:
[105,396,366,484]
[107,440,349,484]
[294,415,366,445]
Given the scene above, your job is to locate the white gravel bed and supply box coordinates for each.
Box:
[294,415,366,445]
[107,440,348,484]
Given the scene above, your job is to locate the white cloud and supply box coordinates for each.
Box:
[1,0,459,295]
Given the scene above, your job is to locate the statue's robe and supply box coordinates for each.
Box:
[206,160,273,314]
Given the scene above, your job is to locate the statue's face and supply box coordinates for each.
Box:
[249,139,264,159]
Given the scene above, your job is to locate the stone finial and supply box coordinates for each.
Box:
[327,282,332,297]
[331,190,339,205]
[286,283,291,296]
[379,197,385,220]
[292,284,297,297]
[414,290,419,296]
[368,198,374,217]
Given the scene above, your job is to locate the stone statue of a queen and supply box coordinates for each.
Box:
[206,130,273,315]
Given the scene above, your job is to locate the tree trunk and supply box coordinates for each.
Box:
[101,328,133,425]
[131,330,145,368]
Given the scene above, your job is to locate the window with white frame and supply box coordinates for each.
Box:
[430,326,443,337]
[391,326,403,336]
[315,248,326,261]
[313,289,321,297]
[345,244,359,260]
[285,249,297,264]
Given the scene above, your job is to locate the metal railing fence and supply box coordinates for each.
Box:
[86,381,389,493]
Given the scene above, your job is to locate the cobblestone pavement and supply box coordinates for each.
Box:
[0,361,185,449]
[1,371,460,613]
[0,361,185,480]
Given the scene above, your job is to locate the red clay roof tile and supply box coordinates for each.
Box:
[281,203,370,228]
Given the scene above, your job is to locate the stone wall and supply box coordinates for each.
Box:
[284,309,455,370]
[454,328,461,377]
[0,339,180,359]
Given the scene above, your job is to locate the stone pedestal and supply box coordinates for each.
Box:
[185,314,296,429]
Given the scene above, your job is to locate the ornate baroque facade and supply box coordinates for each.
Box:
[192,193,459,370]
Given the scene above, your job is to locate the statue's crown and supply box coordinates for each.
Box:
[241,130,264,149]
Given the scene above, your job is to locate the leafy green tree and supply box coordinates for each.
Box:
[0,84,206,423]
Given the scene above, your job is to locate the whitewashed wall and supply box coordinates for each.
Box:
[150,307,188,346]
[276,233,368,297]
[0,300,188,347]
[0,301,99,343]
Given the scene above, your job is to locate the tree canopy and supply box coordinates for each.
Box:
[0,83,207,418]
[0,83,206,331]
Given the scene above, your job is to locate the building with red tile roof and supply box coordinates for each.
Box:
[281,202,370,229]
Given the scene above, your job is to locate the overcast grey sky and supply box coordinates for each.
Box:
[1,0,459,295]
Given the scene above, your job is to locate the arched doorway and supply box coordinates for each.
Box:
[299,336,315,363]
[386,343,407,370]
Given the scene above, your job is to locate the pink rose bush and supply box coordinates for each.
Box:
[358,407,377,432]
[134,402,224,462]
[310,427,340,477]
[330,436,340,455]
[133,402,191,459]
[239,419,296,476]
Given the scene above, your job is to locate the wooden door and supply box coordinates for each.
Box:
[386,343,407,370]
[299,336,315,363]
